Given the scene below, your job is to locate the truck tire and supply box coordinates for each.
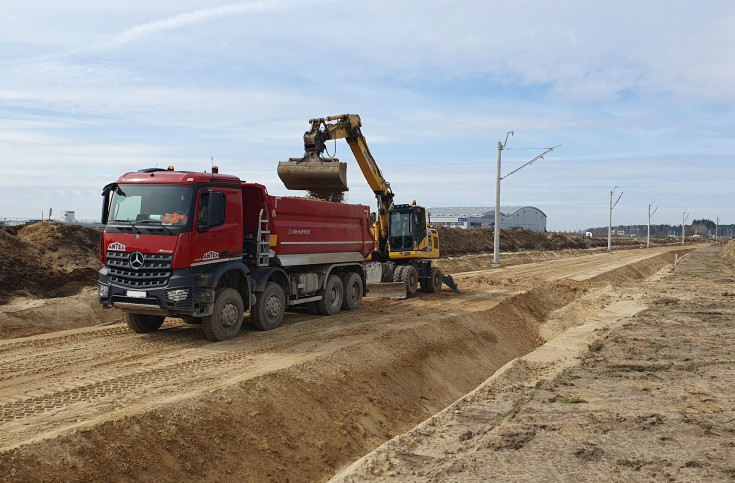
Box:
[251,282,285,331]
[317,274,343,316]
[340,272,363,311]
[125,312,165,333]
[401,265,419,296]
[423,267,443,293]
[202,288,244,341]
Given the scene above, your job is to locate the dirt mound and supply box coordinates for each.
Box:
[721,240,735,267]
[0,221,674,306]
[435,227,637,257]
[0,222,102,304]
[0,249,686,481]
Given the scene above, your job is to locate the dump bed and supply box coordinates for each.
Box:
[241,183,374,267]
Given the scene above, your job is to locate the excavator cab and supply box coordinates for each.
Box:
[387,204,437,260]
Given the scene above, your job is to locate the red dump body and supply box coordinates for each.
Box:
[241,183,374,264]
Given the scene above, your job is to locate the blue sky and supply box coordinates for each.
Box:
[1,0,734,231]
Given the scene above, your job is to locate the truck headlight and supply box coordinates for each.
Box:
[165,288,190,303]
[98,282,109,299]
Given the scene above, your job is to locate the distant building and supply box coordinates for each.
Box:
[428,206,547,232]
[63,211,77,223]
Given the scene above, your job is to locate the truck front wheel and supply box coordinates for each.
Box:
[251,282,285,331]
[317,274,343,316]
[125,312,165,333]
[202,288,244,341]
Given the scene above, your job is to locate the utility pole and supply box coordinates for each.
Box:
[682,210,689,246]
[492,133,559,268]
[647,201,658,248]
[716,216,719,241]
[608,187,622,252]
[492,132,513,267]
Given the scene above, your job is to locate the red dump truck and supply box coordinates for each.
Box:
[97,167,374,341]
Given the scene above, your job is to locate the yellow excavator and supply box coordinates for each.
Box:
[278,114,457,296]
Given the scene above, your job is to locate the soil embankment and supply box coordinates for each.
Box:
[0,222,101,304]
[0,222,680,339]
[0,246,689,481]
[334,244,735,482]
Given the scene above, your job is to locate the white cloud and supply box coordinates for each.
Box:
[1,1,735,227]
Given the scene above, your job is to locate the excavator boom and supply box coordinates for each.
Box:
[278,114,394,250]
[278,114,391,193]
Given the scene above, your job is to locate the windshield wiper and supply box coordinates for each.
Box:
[110,220,141,234]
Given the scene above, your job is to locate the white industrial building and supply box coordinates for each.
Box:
[63,211,77,223]
[428,206,547,232]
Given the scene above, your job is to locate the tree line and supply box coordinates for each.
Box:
[583,219,734,238]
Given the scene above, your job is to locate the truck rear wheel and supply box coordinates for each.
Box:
[251,282,285,331]
[424,267,443,293]
[401,266,419,296]
[317,274,343,316]
[202,288,244,341]
[340,272,363,311]
[125,312,165,333]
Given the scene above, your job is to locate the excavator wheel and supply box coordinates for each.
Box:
[423,267,443,293]
[400,266,419,296]
[393,266,405,284]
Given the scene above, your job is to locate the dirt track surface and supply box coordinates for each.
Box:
[0,245,699,482]
[335,245,735,482]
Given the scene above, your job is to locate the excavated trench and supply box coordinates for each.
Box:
[0,249,689,482]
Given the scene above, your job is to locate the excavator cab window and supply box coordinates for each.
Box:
[389,210,413,250]
[413,207,427,247]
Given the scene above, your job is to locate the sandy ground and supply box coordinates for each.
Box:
[334,245,735,482]
[0,245,705,482]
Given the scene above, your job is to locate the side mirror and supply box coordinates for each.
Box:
[100,183,116,224]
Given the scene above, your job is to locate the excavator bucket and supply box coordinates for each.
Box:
[277,155,349,192]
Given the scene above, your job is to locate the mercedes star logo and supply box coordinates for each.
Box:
[129,251,145,270]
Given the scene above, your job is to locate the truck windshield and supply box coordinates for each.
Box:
[109,185,194,226]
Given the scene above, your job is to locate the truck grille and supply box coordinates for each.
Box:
[106,251,173,289]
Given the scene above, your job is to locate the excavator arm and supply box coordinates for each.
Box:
[278,113,456,295]
[278,114,394,255]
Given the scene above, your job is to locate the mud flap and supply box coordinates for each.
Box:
[442,274,459,293]
[365,282,407,300]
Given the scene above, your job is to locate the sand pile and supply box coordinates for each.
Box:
[721,240,735,267]
[0,222,101,303]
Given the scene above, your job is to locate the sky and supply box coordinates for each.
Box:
[1,0,734,231]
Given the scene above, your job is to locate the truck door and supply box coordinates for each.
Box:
[190,188,233,267]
